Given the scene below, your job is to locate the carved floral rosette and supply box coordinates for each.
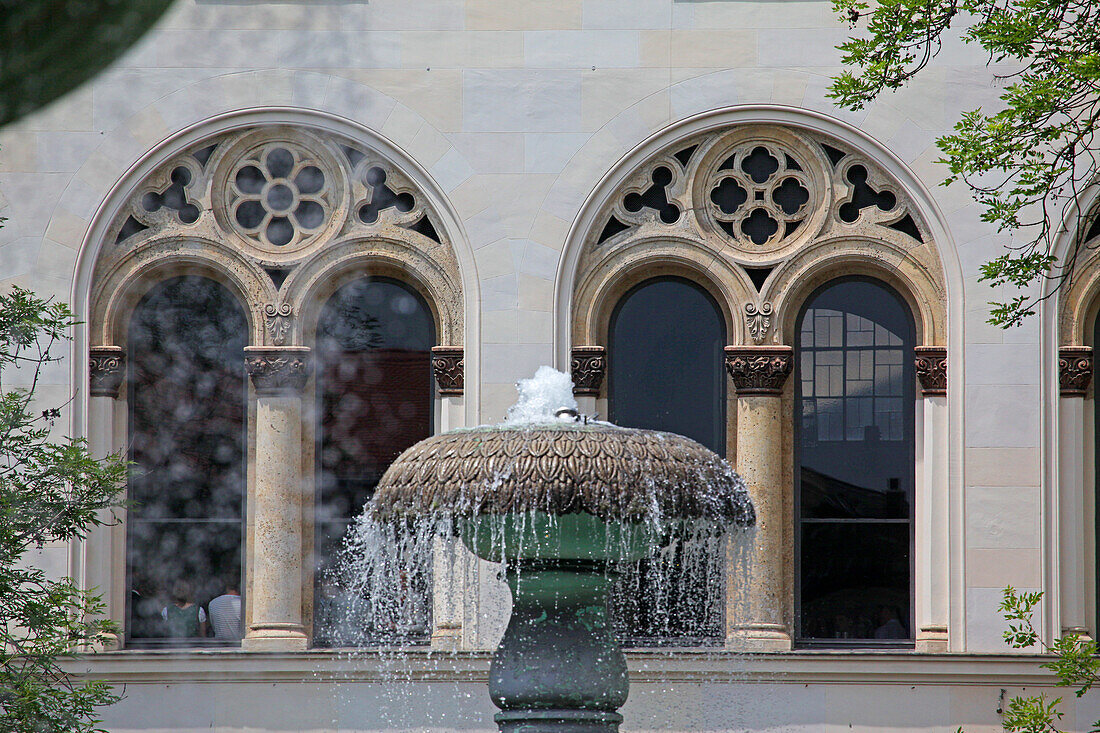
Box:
[1059,346,1093,396]
[723,345,793,395]
[914,346,947,397]
[431,346,464,396]
[89,346,126,398]
[244,346,312,394]
[570,346,607,397]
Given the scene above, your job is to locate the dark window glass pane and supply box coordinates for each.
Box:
[314,278,434,646]
[799,523,911,641]
[607,277,726,643]
[126,276,246,647]
[608,277,725,455]
[795,278,914,644]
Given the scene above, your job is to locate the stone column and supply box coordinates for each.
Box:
[1059,346,1093,638]
[571,346,606,417]
[430,346,466,649]
[724,345,792,651]
[242,346,311,651]
[914,346,949,651]
[87,346,125,648]
[432,346,465,432]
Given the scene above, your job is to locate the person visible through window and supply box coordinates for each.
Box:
[873,605,908,639]
[208,578,243,641]
[162,580,207,640]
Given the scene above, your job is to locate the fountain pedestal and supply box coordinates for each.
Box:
[491,563,626,733]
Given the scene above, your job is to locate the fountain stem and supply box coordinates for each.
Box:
[490,562,628,733]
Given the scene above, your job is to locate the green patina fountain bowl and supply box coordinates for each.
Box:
[370,417,754,733]
[371,421,754,528]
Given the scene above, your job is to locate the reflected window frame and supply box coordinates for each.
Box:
[792,276,917,649]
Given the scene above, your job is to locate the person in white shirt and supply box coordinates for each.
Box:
[207,578,243,641]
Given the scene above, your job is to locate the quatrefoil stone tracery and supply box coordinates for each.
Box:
[706,143,815,250]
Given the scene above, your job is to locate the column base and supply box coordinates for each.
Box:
[495,709,622,733]
[727,624,792,652]
[916,626,949,653]
[243,624,308,651]
[1062,626,1094,642]
[431,624,462,651]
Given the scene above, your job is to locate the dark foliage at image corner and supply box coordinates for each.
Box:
[0,0,174,127]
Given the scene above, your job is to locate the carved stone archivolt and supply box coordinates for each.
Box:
[914,346,948,397]
[572,123,946,351]
[570,346,607,397]
[90,124,463,354]
[244,346,312,394]
[431,346,464,396]
[724,346,793,395]
[89,346,126,398]
[1059,346,1093,396]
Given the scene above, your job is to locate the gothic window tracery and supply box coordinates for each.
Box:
[91,122,465,650]
[575,123,943,350]
[572,121,946,651]
[94,124,462,349]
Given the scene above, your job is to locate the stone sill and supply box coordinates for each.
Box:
[66,650,1057,686]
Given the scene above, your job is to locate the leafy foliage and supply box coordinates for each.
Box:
[0,286,126,733]
[966,588,1100,733]
[829,0,1100,326]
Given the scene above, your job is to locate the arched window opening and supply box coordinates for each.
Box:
[126,276,247,647]
[313,277,435,646]
[607,276,726,643]
[795,278,915,646]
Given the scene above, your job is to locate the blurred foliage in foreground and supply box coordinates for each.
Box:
[0,285,127,732]
[0,0,174,127]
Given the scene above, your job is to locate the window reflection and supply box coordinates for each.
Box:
[314,278,434,646]
[126,276,247,647]
[795,279,914,645]
[607,277,726,644]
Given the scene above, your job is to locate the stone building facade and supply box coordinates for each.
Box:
[1,0,1097,730]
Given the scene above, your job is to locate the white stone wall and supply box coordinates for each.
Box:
[0,0,1082,728]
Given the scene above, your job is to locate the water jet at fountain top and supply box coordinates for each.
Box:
[502,365,579,425]
[371,366,755,528]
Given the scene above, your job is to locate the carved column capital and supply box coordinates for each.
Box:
[724,345,793,396]
[244,346,311,395]
[571,346,606,397]
[1060,346,1093,396]
[914,346,947,397]
[89,346,126,398]
[431,346,464,396]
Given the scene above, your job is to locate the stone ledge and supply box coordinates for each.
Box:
[65,650,1057,686]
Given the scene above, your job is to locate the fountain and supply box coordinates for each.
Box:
[369,367,755,732]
